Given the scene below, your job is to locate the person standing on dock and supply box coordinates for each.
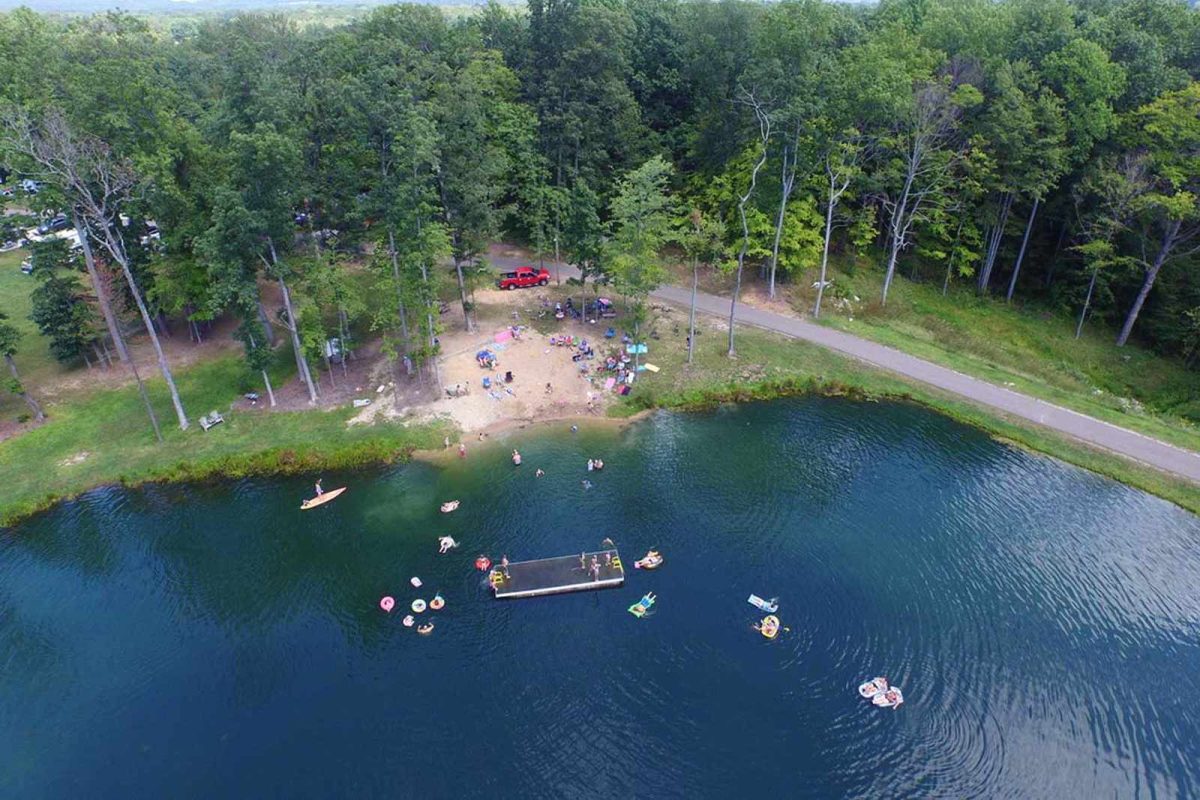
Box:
[500,555,510,579]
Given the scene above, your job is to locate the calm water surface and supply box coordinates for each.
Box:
[2,398,1198,798]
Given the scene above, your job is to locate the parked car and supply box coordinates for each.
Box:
[19,179,42,195]
[496,266,550,290]
[36,214,68,235]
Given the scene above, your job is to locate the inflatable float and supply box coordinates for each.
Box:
[873,687,904,709]
[402,615,415,627]
[417,623,435,635]
[758,614,781,640]
[748,594,779,613]
[634,550,663,570]
[411,599,427,613]
[411,577,422,588]
[440,500,460,513]
[430,594,445,611]
[628,592,656,618]
[475,555,492,571]
[300,486,347,510]
[379,596,395,613]
[858,677,889,699]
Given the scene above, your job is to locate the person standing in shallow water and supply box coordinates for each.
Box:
[458,443,466,458]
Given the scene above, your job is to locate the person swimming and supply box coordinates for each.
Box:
[535,468,545,477]
[582,479,593,490]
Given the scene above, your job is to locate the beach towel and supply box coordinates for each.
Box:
[604,377,616,391]
[494,330,513,343]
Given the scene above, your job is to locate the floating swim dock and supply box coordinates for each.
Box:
[491,549,625,599]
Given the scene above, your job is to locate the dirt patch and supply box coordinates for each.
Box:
[357,322,614,433]
[36,311,243,402]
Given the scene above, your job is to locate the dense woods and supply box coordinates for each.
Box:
[2,0,1200,434]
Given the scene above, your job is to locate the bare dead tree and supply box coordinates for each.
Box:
[1,107,176,439]
[728,88,772,357]
[878,82,964,305]
[815,132,867,319]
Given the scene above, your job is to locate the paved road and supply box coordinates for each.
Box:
[488,249,1200,483]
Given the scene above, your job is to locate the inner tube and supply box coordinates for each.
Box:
[418,623,435,635]
[379,596,395,612]
[430,595,445,611]
[440,501,460,513]
[858,678,887,699]
[402,615,415,627]
[760,615,780,640]
[475,556,492,571]
[411,598,427,613]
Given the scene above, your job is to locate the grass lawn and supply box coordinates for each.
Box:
[0,248,71,418]
[668,255,1200,455]
[0,352,450,524]
[609,304,1200,515]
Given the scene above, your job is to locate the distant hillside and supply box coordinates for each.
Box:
[0,0,478,14]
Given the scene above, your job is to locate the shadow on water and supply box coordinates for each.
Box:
[1,396,1198,799]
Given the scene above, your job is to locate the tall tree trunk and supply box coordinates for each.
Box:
[324,350,336,389]
[1116,219,1180,347]
[688,258,698,364]
[262,370,277,407]
[338,309,350,378]
[268,238,318,404]
[257,300,276,347]
[452,256,474,333]
[729,151,768,356]
[978,193,1012,293]
[815,187,836,319]
[881,172,915,305]
[5,354,44,421]
[76,217,161,440]
[387,227,411,347]
[277,274,318,404]
[1076,264,1100,339]
[100,227,189,431]
[417,257,441,392]
[74,214,126,364]
[768,143,797,300]
[1006,196,1039,303]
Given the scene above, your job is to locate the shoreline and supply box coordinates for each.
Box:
[3,378,1197,529]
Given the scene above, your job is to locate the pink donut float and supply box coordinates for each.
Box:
[379,596,395,612]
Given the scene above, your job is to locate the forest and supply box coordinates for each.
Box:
[1,0,1199,438]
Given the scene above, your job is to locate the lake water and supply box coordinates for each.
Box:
[2,398,1198,798]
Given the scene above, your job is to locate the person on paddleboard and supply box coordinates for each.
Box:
[314,479,324,497]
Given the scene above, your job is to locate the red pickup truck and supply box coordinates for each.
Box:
[496,266,550,290]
